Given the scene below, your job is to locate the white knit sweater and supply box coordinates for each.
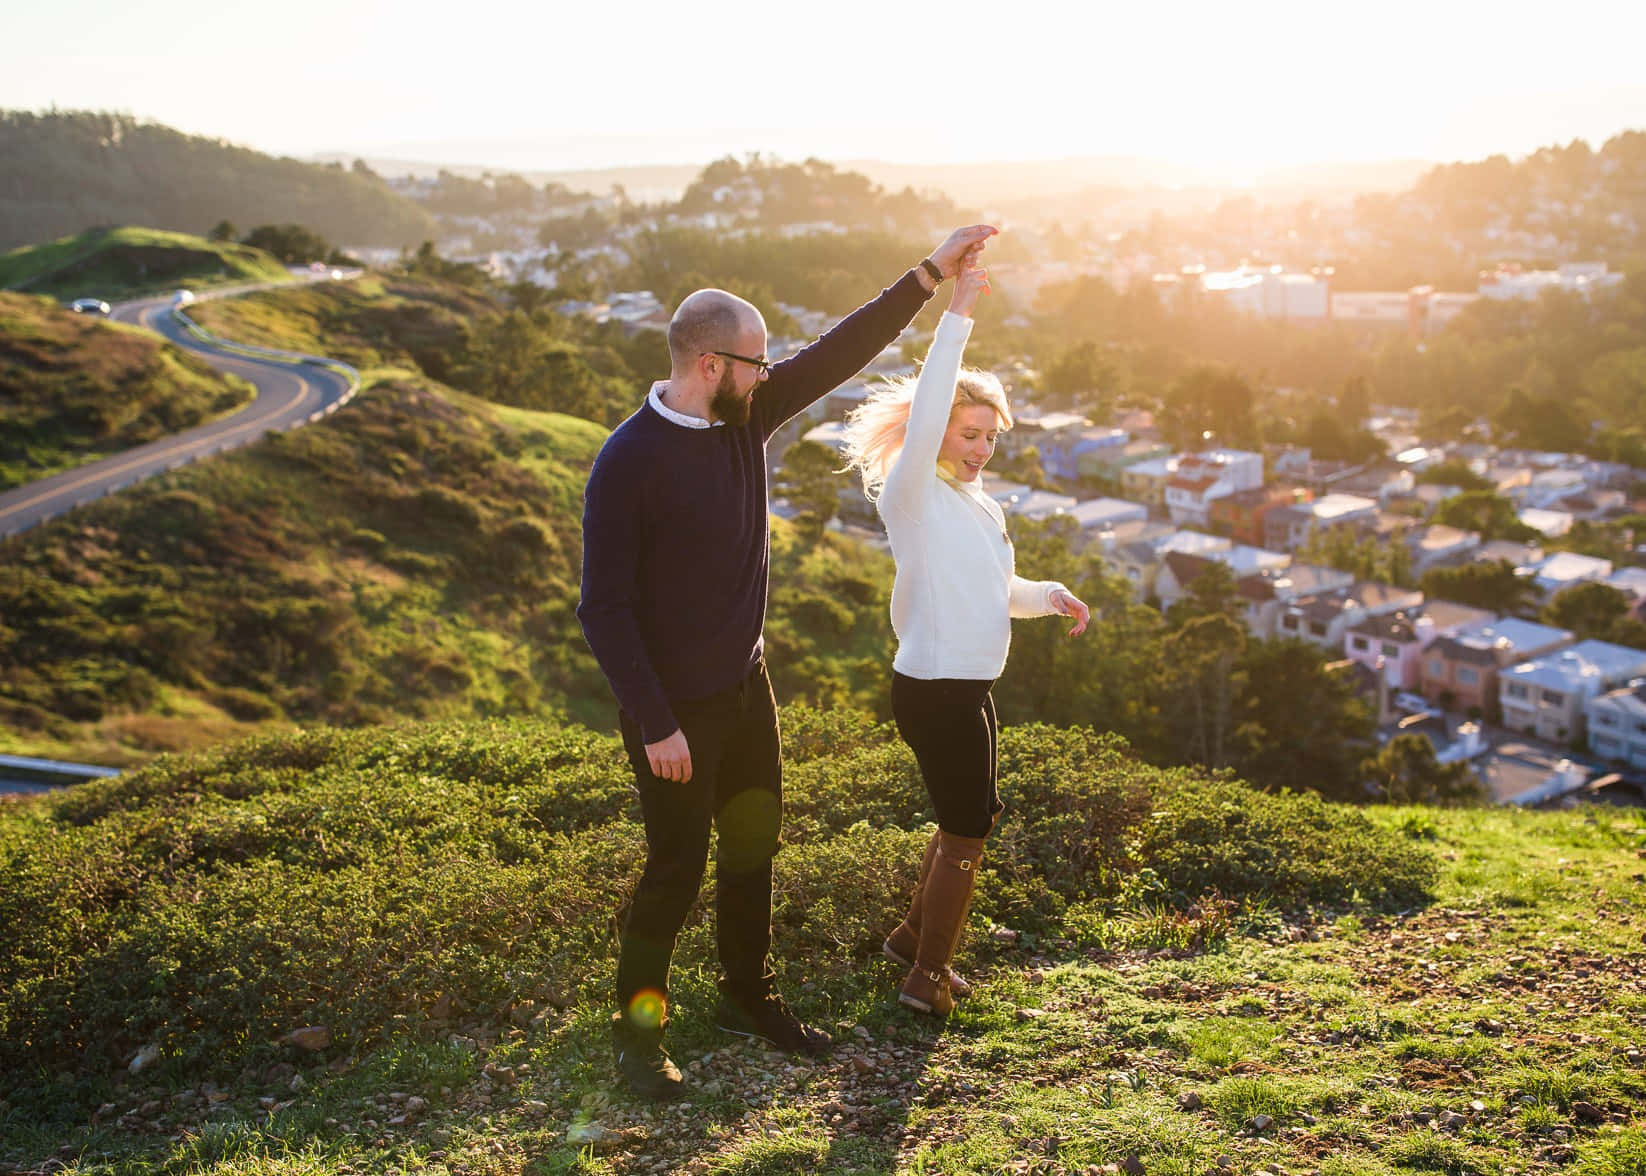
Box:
[877,311,1067,681]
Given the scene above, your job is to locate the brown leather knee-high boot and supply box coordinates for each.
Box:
[884,830,975,998]
[898,831,986,1015]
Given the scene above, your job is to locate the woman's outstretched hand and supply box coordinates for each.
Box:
[1051,588,1090,637]
[948,262,991,319]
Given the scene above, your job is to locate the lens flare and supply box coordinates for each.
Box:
[627,989,666,1030]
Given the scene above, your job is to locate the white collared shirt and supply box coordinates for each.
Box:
[648,382,723,429]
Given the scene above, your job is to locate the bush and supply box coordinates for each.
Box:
[0,708,1437,1115]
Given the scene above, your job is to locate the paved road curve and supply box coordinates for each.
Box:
[0,282,357,539]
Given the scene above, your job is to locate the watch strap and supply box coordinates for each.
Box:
[919,257,944,283]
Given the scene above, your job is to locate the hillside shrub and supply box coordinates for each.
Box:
[0,709,1437,1116]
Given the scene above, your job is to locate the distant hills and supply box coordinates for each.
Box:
[312,149,1436,211]
[0,111,437,253]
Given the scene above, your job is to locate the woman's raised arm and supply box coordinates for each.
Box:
[879,265,990,520]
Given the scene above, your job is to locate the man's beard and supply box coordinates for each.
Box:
[710,366,752,427]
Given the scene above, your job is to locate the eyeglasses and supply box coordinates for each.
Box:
[708,350,771,376]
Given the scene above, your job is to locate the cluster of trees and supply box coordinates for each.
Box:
[208,221,358,267]
[0,110,435,252]
[416,169,591,218]
[676,155,960,236]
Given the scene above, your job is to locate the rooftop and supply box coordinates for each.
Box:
[1504,640,1646,692]
[1066,497,1148,528]
[1419,600,1496,633]
[1309,493,1380,521]
[1460,617,1574,656]
[1534,551,1614,585]
[1591,682,1646,717]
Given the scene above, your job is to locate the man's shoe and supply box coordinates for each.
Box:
[714,990,833,1056]
[610,1012,684,1100]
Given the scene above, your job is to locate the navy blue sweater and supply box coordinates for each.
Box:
[578,269,932,741]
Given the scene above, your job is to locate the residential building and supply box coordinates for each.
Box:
[1079,437,1171,480]
[1121,455,1180,511]
[1478,261,1624,302]
[1586,683,1646,769]
[1518,507,1574,538]
[1208,485,1311,546]
[1155,551,1222,612]
[1276,580,1424,649]
[1009,490,1080,521]
[1499,639,1646,744]
[1405,525,1483,576]
[1093,521,1179,600]
[1062,498,1149,548]
[1164,449,1264,526]
[1343,601,1493,690]
[1265,493,1380,552]
[1420,618,1574,721]
[1475,539,1544,569]
[1235,563,1355,639]
[1531,552,1613,599]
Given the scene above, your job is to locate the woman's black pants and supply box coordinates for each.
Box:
[891,672,1003,838]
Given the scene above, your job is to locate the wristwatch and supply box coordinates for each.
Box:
[919,258,944,284]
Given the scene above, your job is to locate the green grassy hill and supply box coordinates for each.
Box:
[0,226,293,302]
[0,290,256,490]
[0,714,1640,1175]
[0,110,435,254]
[0,370,612,764]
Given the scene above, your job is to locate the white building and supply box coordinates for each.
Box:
[1531,552,1614,598]
[1478,262,1624,302]
[1586,683,1646,769]
[1164,449,1264,527]
[1500,640,1646,744]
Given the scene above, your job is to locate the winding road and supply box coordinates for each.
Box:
[0,277,359,540]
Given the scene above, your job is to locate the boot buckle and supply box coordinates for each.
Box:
[958,859,973,871]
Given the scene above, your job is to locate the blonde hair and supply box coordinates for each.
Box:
[840,365,1012,501]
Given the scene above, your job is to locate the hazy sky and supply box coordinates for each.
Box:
[6,0,1646,178]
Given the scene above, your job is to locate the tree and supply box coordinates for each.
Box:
[1043,340,1114,418]
[1231,639,1375,799]
[1157,612,1247,769]
[1421,560,1538,615]
[1432,490,1540,543]
[1160,366,1260,451]
[208,219,236,242]
[773,440,842,544]
[1362,733,1485,805]
[1415,460,1492,491]
[1164,559,1240,629]
[1541,581,1631,642]
[241,223,330,264]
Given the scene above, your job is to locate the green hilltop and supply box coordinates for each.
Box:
[0,110,435,253]
[0,225,293,302]
[0,714,1642,1174]
[0,289,256,490]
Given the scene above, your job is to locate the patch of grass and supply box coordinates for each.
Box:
[1380,1129,1499,1175]
[1573,1127,1646,1176]
[0,226,292,301]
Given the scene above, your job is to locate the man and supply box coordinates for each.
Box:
[578,225,997,1099]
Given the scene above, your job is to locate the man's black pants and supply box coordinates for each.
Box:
[615,660,782,1015]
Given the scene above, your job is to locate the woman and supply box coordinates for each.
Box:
[841,256,1090,1015]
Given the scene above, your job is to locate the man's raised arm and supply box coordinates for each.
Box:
[755,225,997,436]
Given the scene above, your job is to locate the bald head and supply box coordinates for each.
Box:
[667,288,765,371]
